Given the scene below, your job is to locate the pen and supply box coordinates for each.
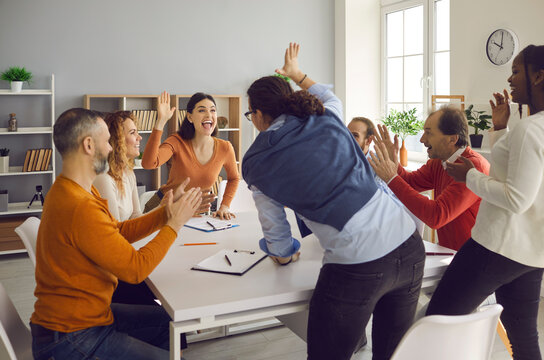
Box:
[426,252,455,256]
[224,254,232,266]
[181,242,217,246]
[234,249,255,254]
[206,221,217,230]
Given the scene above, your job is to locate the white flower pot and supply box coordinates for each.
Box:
[0,156,8,173]
[134,158,142,167]
[10,81,23,93]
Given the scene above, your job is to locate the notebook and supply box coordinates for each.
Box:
[191,249,267,276]
[184,216,239,232]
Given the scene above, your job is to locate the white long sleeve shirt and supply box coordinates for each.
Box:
[467,111,544,267]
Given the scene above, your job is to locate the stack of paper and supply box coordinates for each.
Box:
[191,249,267,276]
[184,216,238,232]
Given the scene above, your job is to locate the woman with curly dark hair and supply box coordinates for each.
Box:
[242,43,424,360]
[432,45,544,360]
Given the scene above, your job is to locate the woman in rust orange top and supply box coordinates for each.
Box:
[142,91,240,219]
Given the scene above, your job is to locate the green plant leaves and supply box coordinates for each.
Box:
[464,104,491,135]
[1,66,33,83]
[382,108,423,141]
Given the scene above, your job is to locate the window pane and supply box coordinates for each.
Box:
[404,6,423,55]
[387,58,403,102]
[386,103,404,115]
[435,0,450,51]
[434,52,450,95]
[387,11,403,57]
[404,55,423,102]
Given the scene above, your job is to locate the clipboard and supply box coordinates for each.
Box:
[184,216,239,232]
[191,249,267,276]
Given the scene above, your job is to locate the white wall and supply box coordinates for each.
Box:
[335,0,381,123]
[0,0,334,199]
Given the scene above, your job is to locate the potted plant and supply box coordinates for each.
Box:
[464,105,492,148]
[1,66,33,93]
[382,108,423,166]
[134,152,143,167]
[0,148,9,173]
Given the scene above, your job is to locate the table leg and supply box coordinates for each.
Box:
[170,321,181,360]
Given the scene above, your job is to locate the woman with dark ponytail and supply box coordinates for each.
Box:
[243,43,424,360]
[432,45,544,360]
[141,91,239,219]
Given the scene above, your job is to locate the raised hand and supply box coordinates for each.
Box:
[489,89,510,131]
[368,141,398,183]
[165,187,202,232]
[275,43,306,84]
[374,124,399,165]
[155,91,176,130]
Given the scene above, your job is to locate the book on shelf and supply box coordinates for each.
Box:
[26,149,37,172]
[35,149,46,171]
[22,150,32,172]
[42,149,52,171]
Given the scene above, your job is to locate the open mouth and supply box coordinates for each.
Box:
[202,120,214,130]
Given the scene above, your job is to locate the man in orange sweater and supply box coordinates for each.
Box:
[30,108,202,360]
[369,106,490,251]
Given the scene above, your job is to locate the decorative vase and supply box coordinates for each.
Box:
[0,156,9,173]
[217,116,228,129]
[0,190,7,212]
[134,158,142,168]
[399,140,408,167]
[469,134,483,148]
[10,81,23,93]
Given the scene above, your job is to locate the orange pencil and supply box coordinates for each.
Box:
[181,242,217,246]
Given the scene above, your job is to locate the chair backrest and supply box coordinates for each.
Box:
[217,180,256,213]
[0,283,33,360]
[139,191,156,213]
[14,217,40,267]
[391,304,503,360]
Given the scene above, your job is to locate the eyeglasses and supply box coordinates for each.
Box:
[244,110,256,122]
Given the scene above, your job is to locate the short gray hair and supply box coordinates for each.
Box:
[53,108,103,156]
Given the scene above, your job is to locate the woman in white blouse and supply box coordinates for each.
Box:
[94,111,143,221]
[428,45,544,360]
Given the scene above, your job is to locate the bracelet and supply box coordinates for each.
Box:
[297,74,307,85]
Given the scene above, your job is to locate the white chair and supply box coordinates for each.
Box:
[139,191,156,213]
[14,217,40,267]
[217,180,256,212]
[391,304,503,360]
[0,283,33,360]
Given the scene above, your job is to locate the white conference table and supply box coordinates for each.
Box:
[134,210,454,359]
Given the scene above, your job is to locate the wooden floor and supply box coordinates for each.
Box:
[1,252,542,360]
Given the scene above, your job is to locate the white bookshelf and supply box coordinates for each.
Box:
[0,75,55,254]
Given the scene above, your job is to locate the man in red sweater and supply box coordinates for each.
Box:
[369,106,490,251]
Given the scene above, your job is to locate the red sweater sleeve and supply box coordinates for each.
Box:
[390,160,481,229]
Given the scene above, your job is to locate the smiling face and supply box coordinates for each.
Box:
[419,111,457,160]
[122,118,141,159]
[187,99,217,136]
[508,54,529,105]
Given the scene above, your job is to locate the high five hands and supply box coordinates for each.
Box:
[368,125,400,183]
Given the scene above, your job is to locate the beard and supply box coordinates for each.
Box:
[93,152,109,175]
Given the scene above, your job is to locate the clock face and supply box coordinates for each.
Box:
[486,29,517,66]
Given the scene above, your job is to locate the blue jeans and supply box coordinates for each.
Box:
[307,232,425,360]
[31,303,170,360]
[427,238,543,360]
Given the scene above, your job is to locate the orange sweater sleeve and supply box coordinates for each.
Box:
[220,141,240,207]
[74,197,176,284]
[141,129,174,169]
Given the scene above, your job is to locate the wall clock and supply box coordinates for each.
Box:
[486,29,518,66]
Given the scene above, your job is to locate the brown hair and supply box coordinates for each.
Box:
[53,108,102,156]
[519,45,544,117]
[103,111,136,196]
[351,117,375,139]
[247,76,324,123]
[432,106,469,147]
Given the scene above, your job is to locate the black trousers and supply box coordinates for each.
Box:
[307,232,425,360]
[427,238,543,360]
